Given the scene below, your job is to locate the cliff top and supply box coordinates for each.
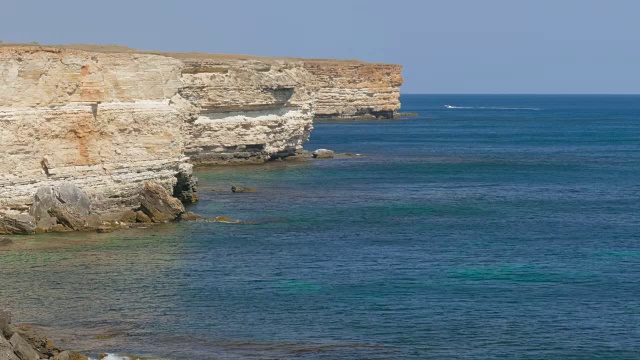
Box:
[0,43,401,67]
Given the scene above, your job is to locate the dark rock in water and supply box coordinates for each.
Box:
[393,112,419,118]
[139,182,185,223]
[9,333,41,360]
[0,238,13,246]
[180,211,206,222]
[174,163,199,204]
[231,186,256,193]
[312,149,335,159]
[0,213,36,235]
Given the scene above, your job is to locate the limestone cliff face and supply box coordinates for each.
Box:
[304,60,403,119]
[173,55,315,165]
[0,44,403,233]
[0,46,186,218]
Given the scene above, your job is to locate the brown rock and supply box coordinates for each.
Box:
[135,211,152,223]
[138,182,185,223]
[180,212,205,222]
[214,216,242,224]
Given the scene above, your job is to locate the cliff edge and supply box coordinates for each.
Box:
[0,44,403,234]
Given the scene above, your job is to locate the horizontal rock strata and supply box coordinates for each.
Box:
[303,60,403,119]
[174,55,315,165]
[0,44,403,233]
[0,46,193,233]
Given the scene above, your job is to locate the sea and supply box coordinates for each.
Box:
[1,95,639,359]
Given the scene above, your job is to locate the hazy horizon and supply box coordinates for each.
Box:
[2,0,639,94]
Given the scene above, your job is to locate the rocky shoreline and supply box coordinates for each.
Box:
[1,310,89,360]
[0,44,403,236]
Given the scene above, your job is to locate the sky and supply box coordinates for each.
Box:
[1,0,639,94]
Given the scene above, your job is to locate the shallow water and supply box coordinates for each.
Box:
[1,95,639,359]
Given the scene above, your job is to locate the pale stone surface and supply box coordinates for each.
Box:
[178,57,315,165]
[0,45,403,232]
[0,46,187,230]
[303,60,403,119]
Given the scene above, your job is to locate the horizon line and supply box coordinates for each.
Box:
[400,93,640,96]
[400,92,640,96]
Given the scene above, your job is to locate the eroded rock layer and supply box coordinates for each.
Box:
[303,60,403,119]
[0,46,189,233]
[0,44,403,233]
[173,55,315,165]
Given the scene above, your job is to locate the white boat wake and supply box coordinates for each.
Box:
[444,105,541,110]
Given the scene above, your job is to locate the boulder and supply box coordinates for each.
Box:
[312,149,335,159]
[0,213,36,235]
[29,183,91,232]
[138,182,185,223]
[9,333,40,360]
[48,204,87,230]
[231,186,256,193]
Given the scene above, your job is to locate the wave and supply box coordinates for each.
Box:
[444,105,541,110]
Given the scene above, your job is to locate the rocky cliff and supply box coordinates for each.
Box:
[0,44,403,234]
[0,46,192,234]
[172,54,315,165]
[304,60,403,119]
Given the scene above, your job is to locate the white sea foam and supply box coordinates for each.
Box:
[444,105,541,110]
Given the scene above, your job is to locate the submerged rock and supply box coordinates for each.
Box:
[231,186,256,193]
[214,216,242,224]
[180,211,206,222]
[312,149,335,159]
[0,238,13,246]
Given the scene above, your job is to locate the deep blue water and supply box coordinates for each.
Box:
[1,95,640,359]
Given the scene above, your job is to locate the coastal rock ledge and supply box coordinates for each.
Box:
[0,44,403,234]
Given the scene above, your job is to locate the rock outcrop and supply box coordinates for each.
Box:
[0,46,191,233]
[303,60,403,119]
[173,54,315,165]
[0,44,403,233]
[1,310,88,360]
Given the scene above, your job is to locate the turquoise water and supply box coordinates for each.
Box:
[1,95,640,359]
